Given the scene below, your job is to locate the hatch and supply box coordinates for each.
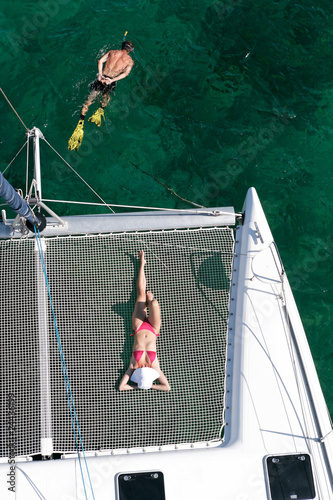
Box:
[266,454,315,500]
[117,471,165,500]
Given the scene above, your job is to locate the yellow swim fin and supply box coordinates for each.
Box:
[88,108,105,127]
[68,119,84,151]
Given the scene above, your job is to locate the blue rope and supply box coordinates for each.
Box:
[34,227,95,500]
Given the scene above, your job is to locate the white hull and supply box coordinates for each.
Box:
[0,188,332,499]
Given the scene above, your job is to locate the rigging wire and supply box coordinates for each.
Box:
[16,467,47,500]
[34,228,96,500]
[42,137,213,214]
[0,88,113,215]
[42,137,115,214]
[1,140,28,176]
[282,279,333,498]
[40,198,236,216]
[0,83,233,216]
[0,86,208,214]
[0,87,29,131]
[119,152,204,208]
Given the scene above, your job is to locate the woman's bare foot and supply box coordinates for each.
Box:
[139,250,146,266]
[146,290,154,302]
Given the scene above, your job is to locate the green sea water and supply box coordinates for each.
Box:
[0,0,332,414]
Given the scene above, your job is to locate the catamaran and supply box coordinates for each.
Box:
[0,124,333,500]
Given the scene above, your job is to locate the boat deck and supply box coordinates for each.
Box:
[0,193,333,499]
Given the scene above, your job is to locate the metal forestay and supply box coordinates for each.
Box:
[34,228,95,500]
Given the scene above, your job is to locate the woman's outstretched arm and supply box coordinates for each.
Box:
[119,363,135,391]
[152,369,171,391]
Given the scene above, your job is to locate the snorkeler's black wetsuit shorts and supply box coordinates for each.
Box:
[90,79,117,94]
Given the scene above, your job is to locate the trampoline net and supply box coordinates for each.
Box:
[0,227,234,456]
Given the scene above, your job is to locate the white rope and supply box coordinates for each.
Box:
[42,137,115,214]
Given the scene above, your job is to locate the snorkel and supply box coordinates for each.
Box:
[122,31,134,52]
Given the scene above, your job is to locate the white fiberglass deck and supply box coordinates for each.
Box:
[0,190,332,500]
[0,227,234,457]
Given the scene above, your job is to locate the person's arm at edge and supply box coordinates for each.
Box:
[97,52,111,79]
[152,369,171,391]
[119,365,135,391]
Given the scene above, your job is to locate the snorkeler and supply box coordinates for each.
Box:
[68,40,134,151]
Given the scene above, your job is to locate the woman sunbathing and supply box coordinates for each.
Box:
[119,250,170,391]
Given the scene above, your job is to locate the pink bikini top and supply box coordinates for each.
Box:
[133,350,156,363]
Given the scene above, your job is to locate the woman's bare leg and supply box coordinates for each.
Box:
[147,291,161,334]
[136,250,146,300]
[132,250,147,331]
